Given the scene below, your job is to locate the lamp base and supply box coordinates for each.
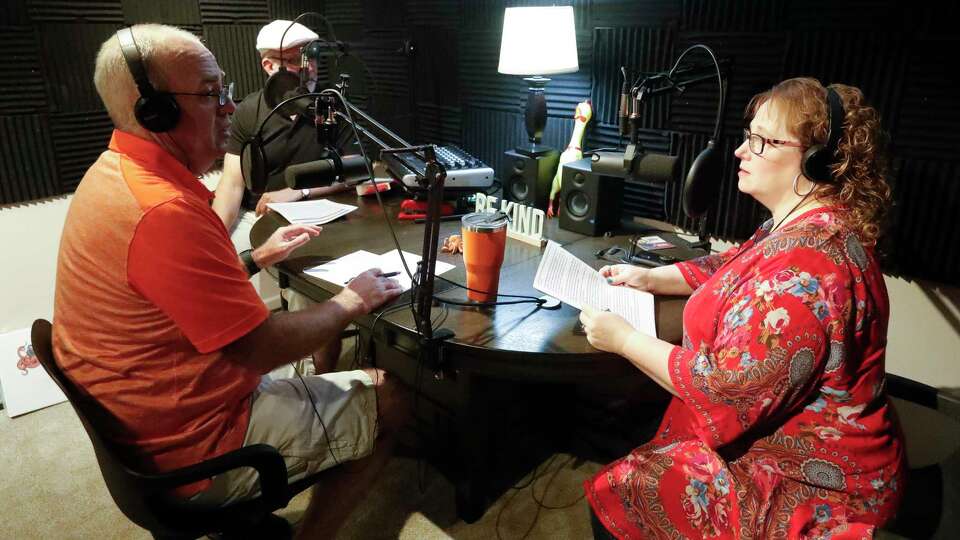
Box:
[522,76,550,152]
[513,143,557,158]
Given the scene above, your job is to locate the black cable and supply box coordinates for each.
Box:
[434,296,544,308]
[495,454,560,540]
[625,44,723,142]
[530,455,585,510]
[432,274,547,308]
[292,361,342,467]
[667,44,724,141]
[330,88,424,332]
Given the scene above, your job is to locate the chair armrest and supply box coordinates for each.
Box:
[887,374,938,409]
[887,373,960,423]
[145,444,288,505]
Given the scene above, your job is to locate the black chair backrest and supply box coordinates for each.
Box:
[31,319,169,533]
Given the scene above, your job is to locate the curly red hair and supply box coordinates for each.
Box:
[745,78,892,245]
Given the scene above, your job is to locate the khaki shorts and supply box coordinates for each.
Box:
[191,368,379,504]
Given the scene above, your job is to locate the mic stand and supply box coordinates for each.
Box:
[380,145,455,375]
[327,94,457,374]
[621,56,726,252]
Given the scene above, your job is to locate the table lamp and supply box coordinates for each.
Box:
[498,6,579,157]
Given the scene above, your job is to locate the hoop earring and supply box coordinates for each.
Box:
[793,172,815,197]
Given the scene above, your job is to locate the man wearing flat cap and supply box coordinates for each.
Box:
[214,20,354,373]
[214,20,351,252]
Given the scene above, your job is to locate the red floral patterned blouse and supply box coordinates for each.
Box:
[585,206,905,539]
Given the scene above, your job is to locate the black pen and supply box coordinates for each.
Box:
[344,271,401,284]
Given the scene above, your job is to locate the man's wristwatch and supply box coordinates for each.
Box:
[300,188,310,200]
[239,249,260,277]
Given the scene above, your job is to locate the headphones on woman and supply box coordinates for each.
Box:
[800,86,845,184]
[116,27,181,133]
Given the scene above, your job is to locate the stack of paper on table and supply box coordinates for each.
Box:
[533,241,657,337]
[305,249,455,292]
[266,199,357,225]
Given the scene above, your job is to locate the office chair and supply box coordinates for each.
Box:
[880,373,960,539]
[31,319,318,540]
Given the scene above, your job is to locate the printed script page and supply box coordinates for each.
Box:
[305,249,455,292]
[533,241,656,337]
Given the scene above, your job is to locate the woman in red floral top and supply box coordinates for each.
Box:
[580,78,904,539]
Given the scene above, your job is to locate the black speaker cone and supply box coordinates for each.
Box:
[567,190,590,218]
[510,177,529,201]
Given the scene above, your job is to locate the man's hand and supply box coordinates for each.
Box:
[251,224,321,268]
[600,264,653,291]
[255,187,303,216]
[334,268,403,317]
[579,305,636,355]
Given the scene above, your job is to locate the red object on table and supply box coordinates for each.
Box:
[397,198,455,220]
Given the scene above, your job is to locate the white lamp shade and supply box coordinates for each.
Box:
[497,6,579,76]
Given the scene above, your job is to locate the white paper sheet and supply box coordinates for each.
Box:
[305,249,455,292]
[266,199,358,225]
[0,328,66,418]
[533,241,657,337]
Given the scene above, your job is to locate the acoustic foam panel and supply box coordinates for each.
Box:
[0,26,48,114]
[0,114,58,204]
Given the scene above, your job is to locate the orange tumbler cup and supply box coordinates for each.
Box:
[461,212,509,303]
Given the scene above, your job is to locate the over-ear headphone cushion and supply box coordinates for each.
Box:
[802,87,845,184]
[135,94,180,133]
[801,143,831,183]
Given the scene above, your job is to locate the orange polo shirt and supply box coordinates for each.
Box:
[53,130,268,495]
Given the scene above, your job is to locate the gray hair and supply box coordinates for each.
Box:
[93,24,205,134]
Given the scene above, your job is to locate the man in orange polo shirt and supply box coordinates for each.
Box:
[53,24,407,537]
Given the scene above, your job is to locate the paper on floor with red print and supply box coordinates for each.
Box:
[0,327,66,418]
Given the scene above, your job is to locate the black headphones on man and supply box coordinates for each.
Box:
[116,27,181,133]
[800,86,845,184]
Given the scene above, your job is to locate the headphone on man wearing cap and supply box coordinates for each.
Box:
[800,86,845,184]
[116,27,180,133]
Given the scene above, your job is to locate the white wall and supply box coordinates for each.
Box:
[0,196,72,332]
[885,277,960,392]
[2,201,959,391]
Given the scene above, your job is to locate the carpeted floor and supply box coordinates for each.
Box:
[0,399,601,539]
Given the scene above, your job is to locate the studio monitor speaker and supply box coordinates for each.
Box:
[502,149,559,210]
[559,158,624,236]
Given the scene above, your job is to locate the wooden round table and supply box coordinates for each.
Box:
[251,188,687,520]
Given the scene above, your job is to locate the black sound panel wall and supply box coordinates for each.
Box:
[1,0,958,284]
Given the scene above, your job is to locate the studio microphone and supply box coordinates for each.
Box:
[284,154,371,189]
[682,139,722,219]
[590,149,679,185]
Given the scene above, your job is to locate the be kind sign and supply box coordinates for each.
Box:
[474,193,546,247]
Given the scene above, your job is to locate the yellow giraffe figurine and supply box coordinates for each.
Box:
[548,99,592,217]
